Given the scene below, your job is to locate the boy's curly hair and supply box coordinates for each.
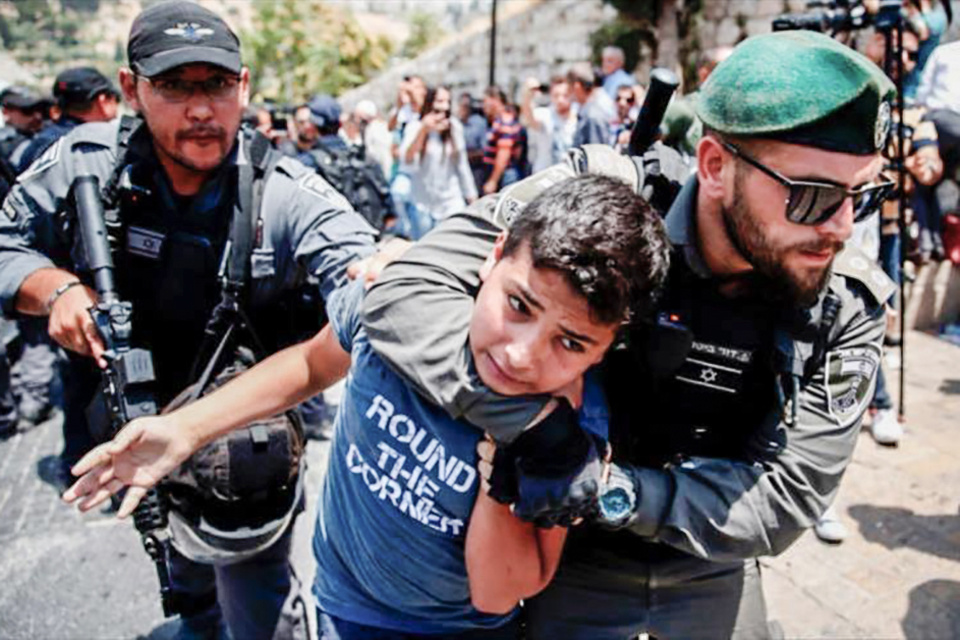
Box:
[502,174,671,325]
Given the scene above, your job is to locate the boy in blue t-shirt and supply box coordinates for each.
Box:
[64,174,670,638]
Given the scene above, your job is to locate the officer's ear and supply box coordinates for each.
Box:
[239,67,251,108]
[119,68,142,113]
[696,134,728,202]
[479,231,508,283]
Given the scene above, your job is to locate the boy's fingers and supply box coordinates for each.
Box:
[478,460,493,483]
[71,443,112,476]
[61,471,97,503]
[96,465,116,487]
[476,439,496,462]
[118,487,147,519]
[77,479,124,513]
[108,423,143,455]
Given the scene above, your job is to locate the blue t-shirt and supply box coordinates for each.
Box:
[313,280,512,633]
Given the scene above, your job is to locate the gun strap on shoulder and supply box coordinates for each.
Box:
[192,131,277,382]
[101,115,145,209]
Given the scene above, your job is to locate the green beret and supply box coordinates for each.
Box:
[696,31,895,155]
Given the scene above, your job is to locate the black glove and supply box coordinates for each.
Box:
[488,400,609,528]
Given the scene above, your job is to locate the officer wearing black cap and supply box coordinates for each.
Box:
[286,93,393,233]
[355,31,898,638]
[0,87,49,174]
[0,1,375,638]
[286,94,344,166]
[16,67,120,173]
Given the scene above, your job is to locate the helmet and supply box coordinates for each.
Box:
[161,357,306,565]
[166,458,304,565]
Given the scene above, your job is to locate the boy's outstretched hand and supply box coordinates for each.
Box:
[61,416,197,518]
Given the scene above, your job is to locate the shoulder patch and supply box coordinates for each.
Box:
[296,171,352,213]
[17,137,63,183]
[825,342,881,427]
[832,244,896,306]
[493,164,574,229]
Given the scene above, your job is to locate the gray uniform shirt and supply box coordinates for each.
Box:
[362,166,893,562]
[0,120,377,317]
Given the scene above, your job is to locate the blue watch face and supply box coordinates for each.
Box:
[599,486,634,521]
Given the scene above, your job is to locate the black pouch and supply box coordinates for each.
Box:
[162,347,304,515]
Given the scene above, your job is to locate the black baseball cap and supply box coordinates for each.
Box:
[127,0,241,78]
[305,95,342,129]
[53,67,119,106]
[0,86,49,110]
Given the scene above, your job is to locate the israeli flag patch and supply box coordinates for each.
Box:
[127,226,165,260]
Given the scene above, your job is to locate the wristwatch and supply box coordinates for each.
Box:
[597,463,637,528]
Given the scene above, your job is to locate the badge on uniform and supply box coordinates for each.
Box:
[127,226,165,260]
[673,338,753,395]
[298,173,351,213]
[17,138,62,183]
[825,343,881,426]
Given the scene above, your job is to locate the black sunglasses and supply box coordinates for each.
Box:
[720,140,895,226]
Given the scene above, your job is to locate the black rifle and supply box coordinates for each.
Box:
[71,174,180,617]
[628,67,680,157]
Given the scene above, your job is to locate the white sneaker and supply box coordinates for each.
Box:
[870,409,903,446]
[815,506,848,543]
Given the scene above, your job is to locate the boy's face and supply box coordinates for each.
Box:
[469,235,618,397]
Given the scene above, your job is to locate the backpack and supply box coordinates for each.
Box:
[307,143,393,231]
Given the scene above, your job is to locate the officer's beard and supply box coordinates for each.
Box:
[721,172,838,308]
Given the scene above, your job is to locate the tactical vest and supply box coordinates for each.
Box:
[100,117,323,402]
[96,117,309,566]
[606,256,785,469]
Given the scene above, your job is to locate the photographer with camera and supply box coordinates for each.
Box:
[399,84,477,238]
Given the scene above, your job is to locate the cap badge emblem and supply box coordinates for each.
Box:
[164,23,215,42]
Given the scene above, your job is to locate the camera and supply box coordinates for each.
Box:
[773,0,903,34]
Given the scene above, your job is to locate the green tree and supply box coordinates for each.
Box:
[242,0,393,104]
[401,11,444,60]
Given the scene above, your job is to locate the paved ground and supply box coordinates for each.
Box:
[0,331,957,639]
[762,329,960,639]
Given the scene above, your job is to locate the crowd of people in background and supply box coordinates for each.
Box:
[227,45,649,243]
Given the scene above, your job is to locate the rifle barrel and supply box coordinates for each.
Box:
[628,68,680,157]
[72,175,118,302]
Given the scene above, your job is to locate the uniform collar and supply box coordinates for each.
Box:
[664,175,712,279]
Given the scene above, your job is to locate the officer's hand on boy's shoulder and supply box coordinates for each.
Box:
[347,237,412,288]
[481,400,609,528]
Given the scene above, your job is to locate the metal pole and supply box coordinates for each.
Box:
[895,17,906,423]
[489,0,497,87]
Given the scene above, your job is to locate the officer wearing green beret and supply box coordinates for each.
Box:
[346,29,899,638]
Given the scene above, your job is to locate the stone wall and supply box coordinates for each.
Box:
[340,0,811,113]
[340,0,616,112]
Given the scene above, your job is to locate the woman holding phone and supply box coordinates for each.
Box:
[400,84,478,238]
